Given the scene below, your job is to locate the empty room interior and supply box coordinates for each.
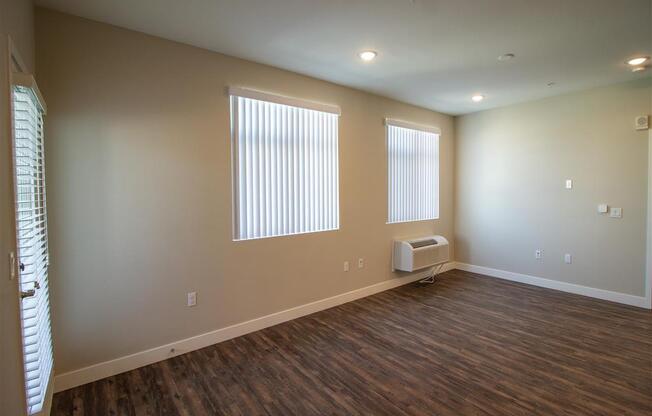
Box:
[1,0,651,415]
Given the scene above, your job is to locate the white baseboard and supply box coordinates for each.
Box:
[53,262,455,392]
[454,262,650,309]
[54,261,648,392]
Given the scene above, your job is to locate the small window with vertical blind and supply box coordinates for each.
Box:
[229,88,340,240]
[386,119,440,224]
[12,79,53,415]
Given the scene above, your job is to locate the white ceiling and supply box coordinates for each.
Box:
[35,0,651,115]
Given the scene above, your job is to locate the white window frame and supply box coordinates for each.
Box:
[385,118,441,224]
[229,87,341,241]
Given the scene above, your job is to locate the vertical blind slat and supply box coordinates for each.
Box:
[232,96,339,240]
[387,125,439,223]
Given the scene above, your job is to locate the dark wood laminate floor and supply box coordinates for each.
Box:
[52,270,652,416]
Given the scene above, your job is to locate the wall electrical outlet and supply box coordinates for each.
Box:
[187,291,197,307]
[609,207,622,218]
[635,115,649,130]
[343,261,349,272]
[358,258,364,269]
[564,254,572,264]
[535,249,542,259]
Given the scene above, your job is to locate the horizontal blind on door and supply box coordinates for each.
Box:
[231,95,339,240]
[13,85,53,415]
[387,124,439,223]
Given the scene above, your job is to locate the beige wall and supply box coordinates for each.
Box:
[0,0,33,70]
[1,0,33,414]
[34,8,455,375]
[456,79,651,296]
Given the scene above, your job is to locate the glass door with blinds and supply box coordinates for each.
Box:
[12,76,53,415]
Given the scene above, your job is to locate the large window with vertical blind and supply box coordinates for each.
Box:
[229,88,340,240]
[386,119,440,224]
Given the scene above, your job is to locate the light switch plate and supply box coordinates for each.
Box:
[610,207,622,218]
[187,291,197,307]
[564,254,572,264]
[565,179,573,189]
[597,203,608,214]
[9,252,16,280]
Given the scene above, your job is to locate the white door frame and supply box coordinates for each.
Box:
[646,128,652,309]
[1,33,28,416]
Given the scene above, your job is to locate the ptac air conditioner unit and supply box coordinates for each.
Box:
[393,235,449,272]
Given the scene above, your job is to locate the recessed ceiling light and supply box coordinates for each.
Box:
[358,50,377,62]
[626,56,649,66]
[471,94,485,102]
[498,53,515,61]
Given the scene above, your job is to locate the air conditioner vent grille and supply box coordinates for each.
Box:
[409,239,437,248]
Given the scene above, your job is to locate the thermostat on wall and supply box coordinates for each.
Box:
[635,115,649,130]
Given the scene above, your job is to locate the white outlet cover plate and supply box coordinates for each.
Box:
[610,207,623,218]
[597,203,608,214]
[635,115,649,130]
